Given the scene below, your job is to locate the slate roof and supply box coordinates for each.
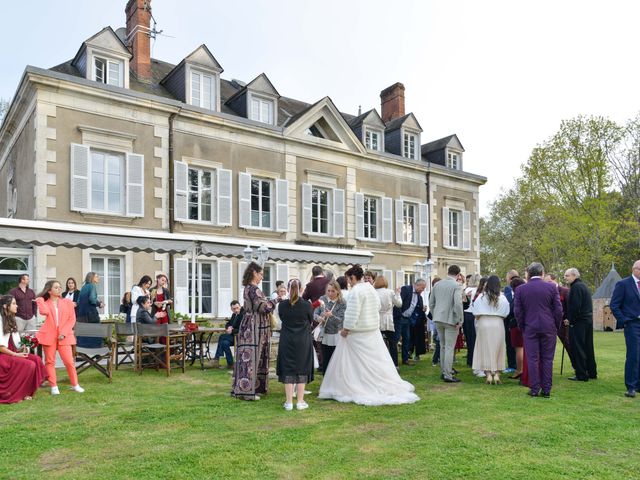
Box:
[346,109,374,128]
[421,134,458,155]
[593,266,622,299]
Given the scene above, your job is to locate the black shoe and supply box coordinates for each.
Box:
[527,390,539,397]
[589,375,598,380]
[541,392,551,398]
[625,389,636,398]
[452,368,459,375]
[568,376,588,382]
[443,377,461,383]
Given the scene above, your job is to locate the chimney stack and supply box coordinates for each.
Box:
[125,0,152,81]
[380,82,405,123]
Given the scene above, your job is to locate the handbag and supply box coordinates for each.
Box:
[269,312,280,331]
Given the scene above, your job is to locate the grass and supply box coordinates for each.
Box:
[1,332,639,479]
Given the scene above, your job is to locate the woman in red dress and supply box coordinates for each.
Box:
[509,277,529,387]
[0,295,47,403]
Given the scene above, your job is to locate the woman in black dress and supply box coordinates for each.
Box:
[276,279,314,411]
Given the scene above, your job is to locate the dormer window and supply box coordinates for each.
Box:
[93,56,124,87]
[447,151,461,170]
[365,129,382,151]
[250,96,275,124]
[190,70,216,110]
[403,132,417,159]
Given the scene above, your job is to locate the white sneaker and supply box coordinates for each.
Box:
[70,385,85,393]
[296,401,309,410]
[283,402,293,411]
[51,386,60,395]
[474,371,486,378]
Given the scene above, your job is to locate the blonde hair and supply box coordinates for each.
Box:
[288,279,301,305]
[327,280,344,304]
[373,275,388,289]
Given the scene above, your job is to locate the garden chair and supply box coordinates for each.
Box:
[73,323,116,383]
[135,323,186,376]
[115,322,136,369]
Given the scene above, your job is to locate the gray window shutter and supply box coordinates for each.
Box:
[217,260,233,317]
[238,172,251,228]
[276,263,289,285]
[217,168,232,226]
[333,188,345,238]
[463,210,471,250]
[275,178,289,232]
[383,269,393,290]
[301,183,312,234]
[442,207,450,248]
[70,143,90,211]
[382,197,392,243]
[395,199,404,243]
[238,261,248,302]
[174,161,188,221]
[419,203,429,247]
[395,271,405,289]
[174,257,189,314]
[125,152,144,217]
[355,192,364,240]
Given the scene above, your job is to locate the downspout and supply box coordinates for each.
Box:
[425,167,431,261]
[168,109,180,316]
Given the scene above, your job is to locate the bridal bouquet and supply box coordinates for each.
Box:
[20,333,39,349]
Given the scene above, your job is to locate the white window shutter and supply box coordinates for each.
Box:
[355,192,364,240]
[395,199,404,243]
[442,207,451,248]
[382,197,392,243]
[217,260,233,317]
[174,257,189,314]
[463,210,471,250]
[238,172,251,228]
[333,188,345,238]
[395,271,405,289]
[70,143,90,211]
[383,269,393,290]
[276,263,289,285]
[125,153,144,217]
[237,261,248,303]
[301,183,312,234]
[276,179,289,232]
[174,161,188,221]
[419,203,429,247]
[217,168,232,226]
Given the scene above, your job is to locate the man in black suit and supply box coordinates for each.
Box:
[564,268,597,382]
[212,300,245,369]
[393,279,427,366]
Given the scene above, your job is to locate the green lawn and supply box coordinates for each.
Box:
[1,332,638,479]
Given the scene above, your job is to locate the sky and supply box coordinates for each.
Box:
[2,0,640,216]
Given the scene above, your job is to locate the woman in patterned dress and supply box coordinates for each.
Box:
[231,262,276,401]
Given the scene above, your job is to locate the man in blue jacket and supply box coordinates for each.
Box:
[610,260,640,398]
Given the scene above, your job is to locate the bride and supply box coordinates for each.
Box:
[319,265,420,406]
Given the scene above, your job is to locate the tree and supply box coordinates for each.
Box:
[0,98,9,124]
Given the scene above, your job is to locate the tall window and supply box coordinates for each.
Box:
[365,129,381,151]
[91,256,122,316]
[188,261,215,314]
[403,203,416,243]
[0,251,30,295]
[448,152,459,169]
[94,57,123,87]
[449,209,461,248]
[91,151,124,214]
[250,97,274,124]
[404,272,417,286]
[260,265,274,298]
[363,196,378,240]
[403,132,416,159]
[190,71,215,110]
[311,187,329,234]
[251,178,272,228]
[188,167,213,222]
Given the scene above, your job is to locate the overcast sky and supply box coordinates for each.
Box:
[2,0,640,215]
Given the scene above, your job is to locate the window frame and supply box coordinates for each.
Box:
[93,56,123,87]
[402,202,417,244]
[249,95,275,124]
[189,69,217,111]
[448,209,462,248]
[365,128,382,151]
[311,186,331,235]
[447,151,460,170]
[187,166,214,223]
[250,177,273,230]
[90,255,123,316]
[363,195,379,241]
[403,132,417,159]
[89,149,126,215]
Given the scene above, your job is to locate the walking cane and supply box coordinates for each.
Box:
[560,345,565,375]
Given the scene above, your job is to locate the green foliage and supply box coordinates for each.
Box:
[0,333,637,479]
[482,115,639,288]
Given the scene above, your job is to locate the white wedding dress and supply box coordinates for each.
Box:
[318,281,420,406]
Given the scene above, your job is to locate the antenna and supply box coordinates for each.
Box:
[358,105,362,115]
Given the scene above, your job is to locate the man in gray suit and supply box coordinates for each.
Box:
[429,265,464,382]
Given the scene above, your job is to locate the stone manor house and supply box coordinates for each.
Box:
[0,0,486,318]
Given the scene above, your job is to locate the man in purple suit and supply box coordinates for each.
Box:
[514,262,564,397]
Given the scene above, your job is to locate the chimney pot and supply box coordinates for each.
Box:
[125,0,152,81]
[380,82,405,123]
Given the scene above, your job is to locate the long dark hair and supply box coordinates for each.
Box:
[38,280,61,301]
[65,277,77,293]
[137,275,152,288]
[242,262,262,287]
[473,276,488,301]
[1,295,18,335]
[484,275,501,307]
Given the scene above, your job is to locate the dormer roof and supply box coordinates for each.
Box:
[347,109,386,131]
[385,112,423,133]
[71,26,132,67]
[421,134,465,155]
[160,44,223,86]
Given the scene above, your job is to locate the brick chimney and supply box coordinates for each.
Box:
[380,82,405,123]
[125,0,152,81]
